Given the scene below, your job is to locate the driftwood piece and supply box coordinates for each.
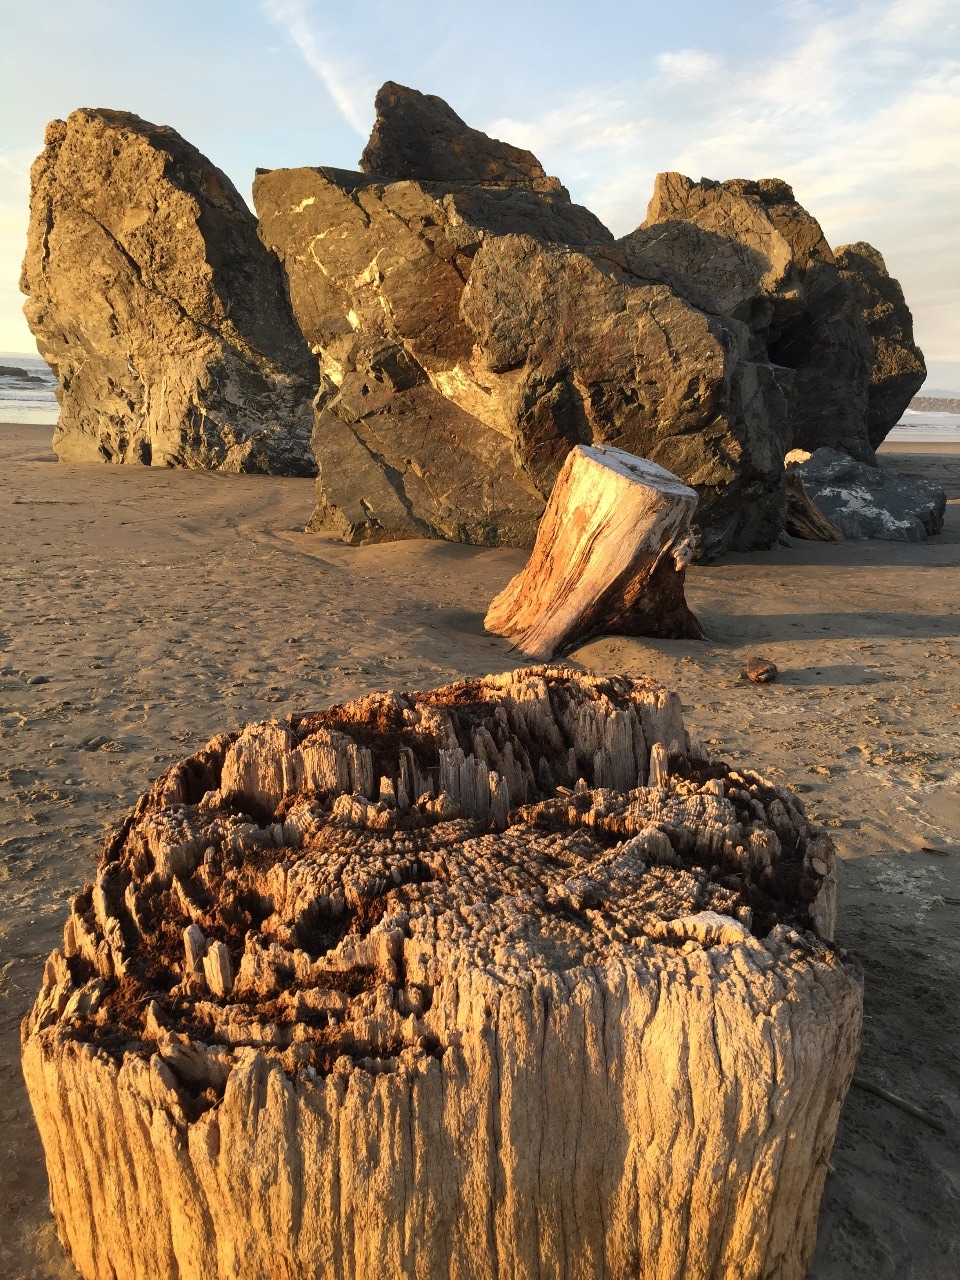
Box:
[22,667,861,1280]
[784,465,845,541]
[851,1076,948,1134]
[485,445,705,658]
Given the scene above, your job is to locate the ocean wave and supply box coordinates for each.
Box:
[901,408,960,421]
[886,412,960,443]
[0,352,59,424]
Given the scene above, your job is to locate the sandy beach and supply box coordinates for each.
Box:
[1,424,957,1279]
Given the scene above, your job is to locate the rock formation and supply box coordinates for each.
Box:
[21,88,926,545]
[0,363,47,383]
[21,109,317,473]
[23,667,861,1280]
[255,86,793,558]
[635,173,877,463]
[910,395,960,414]
[788,448,946,540]
[835,242,926,449]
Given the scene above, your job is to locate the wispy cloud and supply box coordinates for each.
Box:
[488,93,648,158]
[655,50,722,83]
[260,0,374,136]
[0,151,32,184]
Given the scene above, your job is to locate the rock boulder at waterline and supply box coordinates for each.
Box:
[21,110,317,473]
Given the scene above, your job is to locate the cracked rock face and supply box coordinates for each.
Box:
[255,90,793,557]
[21,109,317,473]
[834,242,926,450]
[23,667,861,1280]
[638,172,878,464]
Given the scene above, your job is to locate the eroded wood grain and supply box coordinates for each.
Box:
[22,667,861,1280]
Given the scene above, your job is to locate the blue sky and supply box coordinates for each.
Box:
[1,0,958,386]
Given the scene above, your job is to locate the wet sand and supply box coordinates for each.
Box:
[1,424,957,1278]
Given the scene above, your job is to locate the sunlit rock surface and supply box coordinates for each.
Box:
[22,109,317,473]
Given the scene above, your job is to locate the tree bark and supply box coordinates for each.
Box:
[485,445,704,658]
[22,667,861,1280]
[785,466,845,540]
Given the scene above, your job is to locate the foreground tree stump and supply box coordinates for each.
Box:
[485,446,705,658]
[22,668,861,1280]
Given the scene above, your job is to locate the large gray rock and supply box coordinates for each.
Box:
[461,233,791,556]
[21,110,317,473]
[255,124,791,557]
[253,168,565,547]
[790,448,946,541]
[835,242,925,450]
[636,173,877,464]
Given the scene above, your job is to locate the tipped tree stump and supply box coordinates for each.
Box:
[22,668,861,1280]
[784,466,845,541]
[485,445,704,658]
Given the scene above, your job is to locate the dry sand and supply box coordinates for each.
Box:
[1,423,957,1279]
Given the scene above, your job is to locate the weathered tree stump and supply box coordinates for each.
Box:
[22,668,861,1280]
[485,445,705,658]
[784,465,845,541]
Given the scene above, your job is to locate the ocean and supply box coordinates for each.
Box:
[2,351,959,442]
[0,351,59,425]
[885,406,960,444]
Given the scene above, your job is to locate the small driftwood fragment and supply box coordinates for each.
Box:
[23,667,861,1280]
[852,1076,948,1134]
[785,466,845,540]
[745,656,779,684]
[485,445,704,658]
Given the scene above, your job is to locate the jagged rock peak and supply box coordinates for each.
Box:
[359,80,567,193]
[648,171,799,214]
[644,172,835,269]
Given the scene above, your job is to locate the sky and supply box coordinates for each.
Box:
[1,0,958,387]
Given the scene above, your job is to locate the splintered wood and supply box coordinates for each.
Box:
[484,445,705,658]
[22,667,862,1280]
[784,466,845,541]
